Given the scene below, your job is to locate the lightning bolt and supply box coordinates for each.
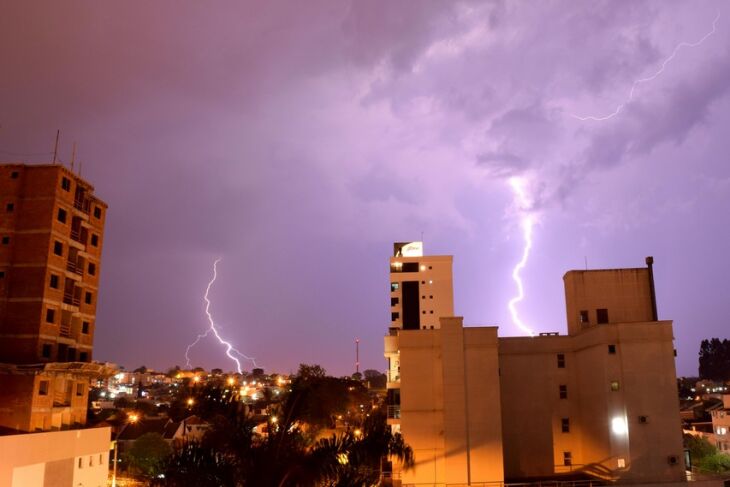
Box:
[507,177,536,337]
[185,258,258,373]
[572,12,720,121]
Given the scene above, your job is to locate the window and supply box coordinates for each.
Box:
[391,282,399,292]
[557,353,566,368]
[422,295,426,299]
[0,271,5,278]
[561,418,570,433]
[559,384,568,399]
[76,383,84,396]
[93,206,102,219]
[49,274,59,289]
[639,415,649,424]
[608,344,616,354]
[391,312,399,322]
[1,236,9,245]
[85,292,93,305]
[10,171,19,179]
[391,297,399,306]
[42,344,52,358]
[610,381,620,391]
[61,177,71,191]
[579,310,589,324]
[429,295,433,299]
[45,308,55,323]
[422,310,426,314]
[78,458,83,469]
[90,234,99,246]
[401,263,419,272]
[38,381,49,396]
[88,263,96,276]
[79,352,88,362]
[597,308,609,324]
[429,310,433,314]
[82,321,90,334]
[57,208,67,223]
[563,451,572,466]
[53,241,63,256]
[5,203,13,212]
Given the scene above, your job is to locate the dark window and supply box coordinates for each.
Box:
[559,384,568,399]
[53,241,63,256]
[79,352,88,362]
[557,353,566,368]
[76,383,84,396]
[10,171,19,179]
[42,344,52,358]
[638,415,648,424]
[390,282,399,292]
[597,308,609,324]
[429,295,433,299]
[93,206,102,219]
[608,344,616,354]
[90,234,99,246]
[391,312,399,321]
[82,321,90,334]
[429,310,433,314]
[401,281,420,330]
[49,274,59,289]
[562,418,570,433]
[428,266,432,270]
[6,203,13,212]
[61,177,71,191]
[38,381,49,396]
[88,263,96,276]
[563,452,572,466]
[579,310,589,324]
[45,308,55,323]
[391,297,398,306]
[0,271,5,278]
[422,310,426,314]
[84,292,92,305]
[401,262,419,272]
[1,236,9,245]
[57,208,67,223]
[422,295,426,299]
[610,381,620,391]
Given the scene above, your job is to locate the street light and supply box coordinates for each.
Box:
[112,413,139,487]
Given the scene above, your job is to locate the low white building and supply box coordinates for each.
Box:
[0,426,110,487]
[710,395,730,453]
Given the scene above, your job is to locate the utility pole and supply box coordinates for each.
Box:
[355,338,360,375]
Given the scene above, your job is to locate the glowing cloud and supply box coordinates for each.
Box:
[572,12,720,121]
[185,258,257,373]
[507,177,537,337]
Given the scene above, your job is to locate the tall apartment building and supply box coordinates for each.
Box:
[385,246,685,486]
[0,163,108,432]
[385,242,453,427]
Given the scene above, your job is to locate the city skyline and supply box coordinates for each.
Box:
[2,1,729,376]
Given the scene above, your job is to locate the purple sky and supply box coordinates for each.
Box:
[2,1,729,376]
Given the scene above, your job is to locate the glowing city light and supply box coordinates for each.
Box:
[507,177,536,337]
[184,258,257,374]
[611,416,628,435]
[573,12,720,121]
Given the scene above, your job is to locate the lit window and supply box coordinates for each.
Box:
[390,283,399,292]
[610,381,620,392]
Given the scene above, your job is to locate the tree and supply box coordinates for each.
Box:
[363,369,387,389]
[698,338,730,381]
[134,365,148,374]
[297,363,326,380]
[125,433,172,478]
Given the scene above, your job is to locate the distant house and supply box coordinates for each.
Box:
[710,395,730,454]
[116,416,210,454]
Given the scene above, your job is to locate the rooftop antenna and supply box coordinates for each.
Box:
[70,142,76,171]
[355,338,360,375]
[52,130,60,164]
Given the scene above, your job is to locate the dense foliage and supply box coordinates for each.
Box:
[698,338,730,381]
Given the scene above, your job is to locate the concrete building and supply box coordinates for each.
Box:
[0,163,107,432]
[710,395,730,454]
[0,426,111,487]
[385,246,686,485]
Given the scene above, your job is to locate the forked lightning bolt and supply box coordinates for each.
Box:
[507,178,536,337]
[573,12,720,121]
[185,258,257,373]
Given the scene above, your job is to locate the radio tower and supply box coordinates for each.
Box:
[355,338,360,375]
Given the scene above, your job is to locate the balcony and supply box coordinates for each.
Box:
[386,405,400,419]
[73,198,90,214]
[59,323,71,338]
[66,260,83,276]
[63,292,81,307]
